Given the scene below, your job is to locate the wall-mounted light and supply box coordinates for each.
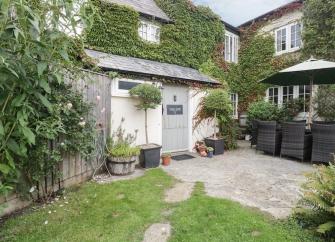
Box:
[173,95,177,102]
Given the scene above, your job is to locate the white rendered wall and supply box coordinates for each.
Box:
[189,89,215,152]
[259,10,303,35]
[110,79,162,147]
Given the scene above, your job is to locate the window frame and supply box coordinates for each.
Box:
[230,93,238,119]
[224,31,239,63]
[275,22,302,56]
[138,20,161,44]
[112,78,146,97]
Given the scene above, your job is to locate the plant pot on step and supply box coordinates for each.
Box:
[139,144,162,168]
[107,156,137,175]
[205,138,224,155]
[161,153,171,166]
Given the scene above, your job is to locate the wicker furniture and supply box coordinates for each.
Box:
[280,122,312,161]
[311,123,335,163]
[256,121,282,156]
[250,120,258,147]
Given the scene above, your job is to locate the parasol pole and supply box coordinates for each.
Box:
[308,75,314,129]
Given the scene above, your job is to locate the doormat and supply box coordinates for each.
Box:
[171,154,195,161]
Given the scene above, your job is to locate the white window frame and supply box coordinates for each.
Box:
[275,22,302,56]
[112,78,145,97]
[230,93,238,119]
[267,87,279,105]
[224,31,239,63]
[138,20,161,44]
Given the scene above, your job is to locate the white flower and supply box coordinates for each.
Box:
[80,117,84,121]
[78,121,86,127]
[101,108,106,113]
[29,186,36,193]
[44,220,48,225]
[96,95,101,101]
[60,142,65,146]
[48,211,51,214]
[66,103,73,109]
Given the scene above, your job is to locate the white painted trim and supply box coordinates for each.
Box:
[275,22,302,56]
[188,87,193,152]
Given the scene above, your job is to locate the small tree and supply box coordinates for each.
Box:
[203,89,232,139]
[129,84,162,144]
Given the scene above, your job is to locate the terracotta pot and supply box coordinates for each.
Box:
[161,156,171,166]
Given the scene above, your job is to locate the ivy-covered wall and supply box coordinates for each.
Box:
[85,0,224,69]
[303,0,335,61]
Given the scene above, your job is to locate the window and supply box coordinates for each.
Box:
[167,105,183,115]
[299,85,310,112]
[118,81,140,91]
[138,20,160,43]
[230,93,238,119]
[275,22,302,55]
[276,28,287,53]
[291,23,302,49]
[268,87,279,105]
[282,86,294,103]
[224,32,239,63]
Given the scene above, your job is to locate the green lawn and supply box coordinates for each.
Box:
[0,169,319,242]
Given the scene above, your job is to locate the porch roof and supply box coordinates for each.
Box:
[85,49,220,85]
[106,0,172,23]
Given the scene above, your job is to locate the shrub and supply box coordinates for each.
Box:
[281,98,305,122]
[106,118,140,158]
[295,157,335,238]
[315,85,335,121]
[203,89,232,139]
[218,115,239,150]
[129,84,162,144]
[247,100,281,125]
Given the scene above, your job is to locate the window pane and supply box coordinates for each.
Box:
[274,88,278,95]
[119,81,140,90]
[269,88,273,96]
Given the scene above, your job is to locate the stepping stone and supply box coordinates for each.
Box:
[142,223,171,242]
[165,182,194,203]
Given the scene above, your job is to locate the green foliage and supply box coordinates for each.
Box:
[0,0,96,195]
[303,0,335,60]
[106,118,140,158]
[281,98,305,121]
[129,84,162,111]
[85,0,224,69]
[218,116,238,150]
[199,59,228,86]
[203,89,232,115]
[247,100,282,124]
[315,85,335,121]
[295,157,335,238]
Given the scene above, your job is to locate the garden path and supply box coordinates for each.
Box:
[163,141,314,219]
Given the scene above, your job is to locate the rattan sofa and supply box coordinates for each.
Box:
[256,121,282,156]
[311,123,335,163]
[280,122,312,161]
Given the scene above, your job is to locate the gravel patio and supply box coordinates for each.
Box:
[163,141,314,219]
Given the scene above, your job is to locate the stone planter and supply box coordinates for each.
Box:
[107,156,137,175]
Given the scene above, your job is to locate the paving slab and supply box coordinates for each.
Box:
[142,223,171,242]
[163,141,314,219]
[164,182,194,203]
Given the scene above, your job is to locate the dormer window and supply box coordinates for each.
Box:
[138,20,160,44]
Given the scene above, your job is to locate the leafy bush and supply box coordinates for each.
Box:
[218,116,239,150]
[315,85,335,121]
[281,98,305,122]
[203,89,232,139]
[295,157,335,238]
[129,84,162,144]
[247,100,281,124]
[106,119,140,158]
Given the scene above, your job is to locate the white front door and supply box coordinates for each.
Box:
[162,85,189,152]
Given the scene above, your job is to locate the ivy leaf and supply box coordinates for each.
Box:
[35,93,53,112]
[59,49,69,61]
[37,62,47,77]
[21,126,35,145]
[0,164,11,175]
[0,120,4,137]
[12,94,26,107]
[39,79,51,94]
[53,73,63,84]
[7,138,21,156]
[5,150,15,169]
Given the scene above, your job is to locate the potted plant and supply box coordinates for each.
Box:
[129,83,162,168]
[207,147,214,158]
[161,153,171,166]
[105,119,140,175]
[203,89,232,155]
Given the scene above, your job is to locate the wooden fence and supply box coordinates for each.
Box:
[0,71,112,217]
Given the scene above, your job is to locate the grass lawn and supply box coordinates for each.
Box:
[0,169,319,242]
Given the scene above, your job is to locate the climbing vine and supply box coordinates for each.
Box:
[84,0,224,69]
[303,0,335,61]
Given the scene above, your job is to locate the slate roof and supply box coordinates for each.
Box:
[106,0,171,23]
[85,49,220,85]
